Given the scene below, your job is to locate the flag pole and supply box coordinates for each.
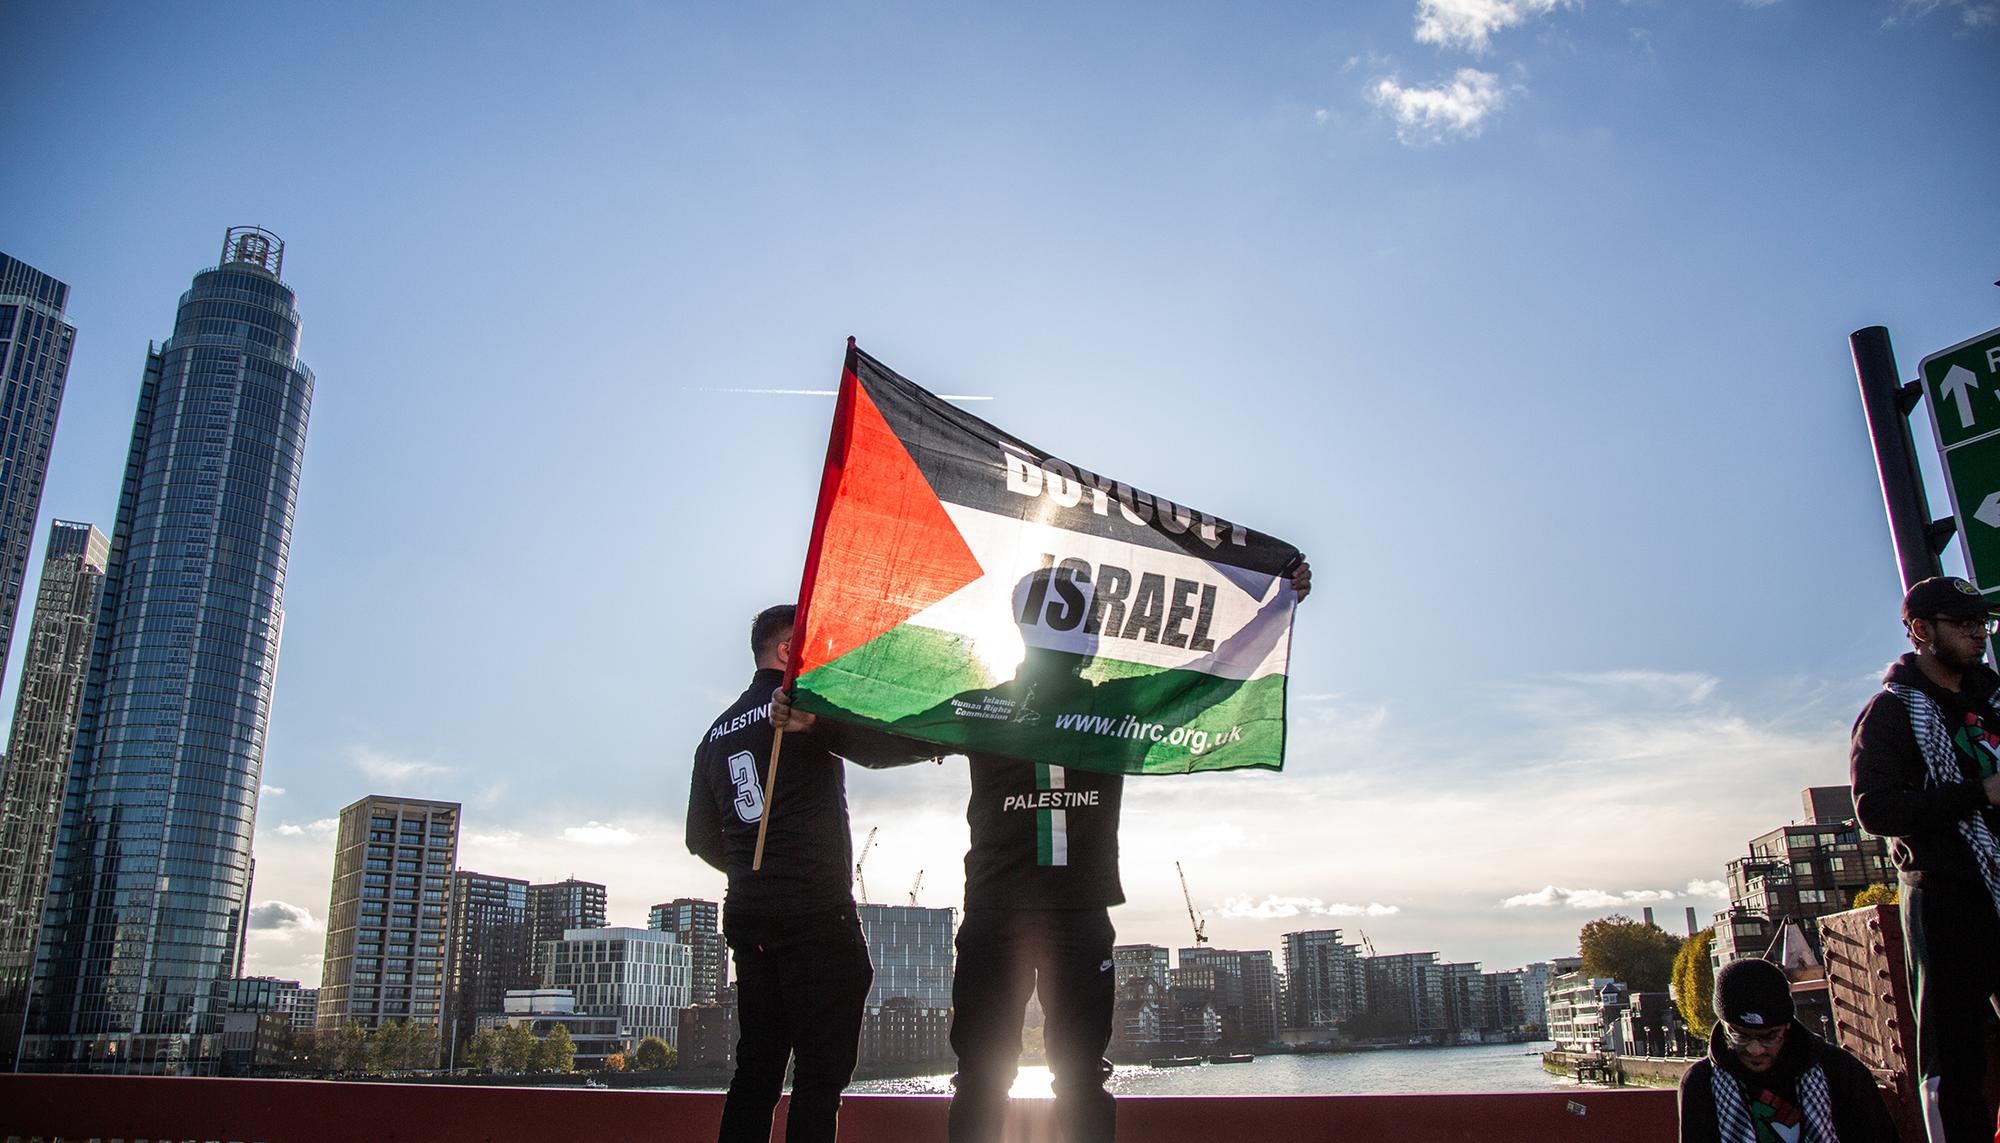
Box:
[750,727,784,870]
[752,337,861,873]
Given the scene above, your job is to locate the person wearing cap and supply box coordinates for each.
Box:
[1850,575,2000,1142]
[1677,957,1899,1142]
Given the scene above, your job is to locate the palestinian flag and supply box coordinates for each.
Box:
[787,342,1303,776]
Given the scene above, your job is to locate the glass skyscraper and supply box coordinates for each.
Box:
[0,254,79,696]
[23,228,315,1073]
[0,520,108,1059]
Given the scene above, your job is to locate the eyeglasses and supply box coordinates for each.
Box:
[1721,1023,1787,1049]
[1928,615,2000,636]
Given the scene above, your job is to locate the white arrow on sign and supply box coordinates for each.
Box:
[1976,491,2000,530]
[1940,364,1982,429]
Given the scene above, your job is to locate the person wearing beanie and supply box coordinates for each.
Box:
[1677,958,1899,1142]
[1851,575,2000,1141]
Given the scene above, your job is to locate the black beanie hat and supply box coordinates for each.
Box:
[1714,957,1793,1028]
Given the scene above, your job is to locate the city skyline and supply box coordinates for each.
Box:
[1,2,1995,991]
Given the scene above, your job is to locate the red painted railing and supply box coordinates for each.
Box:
[0,1074,1678,1142]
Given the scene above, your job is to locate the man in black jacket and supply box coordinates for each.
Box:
[686,605,933,1143]
[1678,957,1897,1142]
[1850,575,2000,1143]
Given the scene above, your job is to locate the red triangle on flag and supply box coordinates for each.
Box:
[794,371,986,676]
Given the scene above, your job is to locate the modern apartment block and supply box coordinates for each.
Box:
[446,871,531,1048]
[1177,946,1280,1048]
[0,254,78,695]
[856,903,954,1008]
[1280,929,1367,1037]
[1362,951,1447,1041]
[1709,786,1894,969]
[317,796,460,1054]
[648,898,726,1005]
[528,879,606,983]
[1544,957,1628,1054]
[1112,944,1170,994]
[25,229,316,1073]
[0,521,107,1057]
[543,928,691,1048]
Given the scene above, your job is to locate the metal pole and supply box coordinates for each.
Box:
[1852,325,1947,591]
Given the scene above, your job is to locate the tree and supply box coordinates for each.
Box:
[632,1036,674,1072]
[1672,926,1716,1040]
[1853,883,1900,907]
[464,1027,498,1072]
[373,1019,411,1072]
[603,1051,626,1072]
[497,1023,539,1073]
[406,1020,440,1070]
[335,1019,373,1073]
[536,1024,576,1073]
[1579,913,1682,993]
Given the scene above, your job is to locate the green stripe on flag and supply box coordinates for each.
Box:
[794,624,1288,776]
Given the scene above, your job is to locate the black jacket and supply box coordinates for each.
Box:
[686,668,934,921]
[1850,653,2000,887]
[961,752,1124,911]
[1677,1021,1898,1142]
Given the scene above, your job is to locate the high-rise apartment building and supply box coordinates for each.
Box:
[856,903,954,1008]
[1362,951,1446,1040]
[25,229,315,1073]
[445,871,531,1049]
[0,521,107,1056]
[649,898,726,1005]
[1280,929,1367,1036]
[0,254,78,694]
[317,796,460,1056]
[528,879,606,983]
[1177,946,1280,1047]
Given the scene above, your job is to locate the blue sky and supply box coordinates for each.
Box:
[2,0,1995,987]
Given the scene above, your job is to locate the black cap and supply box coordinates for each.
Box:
[1902,576,1994,621]
[1714,958,1793,1028]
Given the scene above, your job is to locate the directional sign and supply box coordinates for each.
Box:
[1922,325,2000,598]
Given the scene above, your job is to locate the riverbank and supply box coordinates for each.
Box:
[1541,1049,1693,1089]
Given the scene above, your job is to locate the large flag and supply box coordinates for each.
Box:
[787,342,1304,776]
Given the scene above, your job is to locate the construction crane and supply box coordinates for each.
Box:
[1358,930,1377,958]
[854,827,878,904]
[1176,861,1209,946]
[908,869,925,906]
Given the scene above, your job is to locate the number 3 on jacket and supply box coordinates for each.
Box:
[727,751,765,822]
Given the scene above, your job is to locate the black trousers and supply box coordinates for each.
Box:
[719,905,875,1143]
[947,907,1115,1143]
[1903,879,2000,1143]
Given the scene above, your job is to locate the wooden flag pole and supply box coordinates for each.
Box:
[751,727,785,871]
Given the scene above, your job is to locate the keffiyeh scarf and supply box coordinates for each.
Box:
[1886,683,2000,918]
[1710,1060,1836,1143]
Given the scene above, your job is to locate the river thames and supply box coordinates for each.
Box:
[840,1042,1572,1098]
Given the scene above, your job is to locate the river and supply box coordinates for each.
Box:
[840,1042,1572,1098]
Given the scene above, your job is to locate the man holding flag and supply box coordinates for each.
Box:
[771,342,1314,1141]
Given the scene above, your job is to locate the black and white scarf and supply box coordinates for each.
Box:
[1710,1059,1836,1143]
[1886,682,2000,918]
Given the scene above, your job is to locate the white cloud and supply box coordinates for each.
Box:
[1414,0,1568,54]
[276,818,337,839]
[1218,895,1401,920]
[1686,878,1729,898]
[1500,885,1680,909]
[261,784,285,796]
[1371,69,1509,144]
[1888,0,1999,28]
[351,746,455,783]
[563,822,639,847]
[248,900,321,935]
[465,829,524,848]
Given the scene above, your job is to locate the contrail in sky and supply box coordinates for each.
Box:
[684,386,993,401]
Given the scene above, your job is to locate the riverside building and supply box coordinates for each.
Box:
[648,898,726,1005]
[0,254,78,696]
[317,796,460,1058]
[24,229,315,1073]
[528,879,606,984]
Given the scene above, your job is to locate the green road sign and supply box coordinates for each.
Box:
[1922,325,2000,598]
